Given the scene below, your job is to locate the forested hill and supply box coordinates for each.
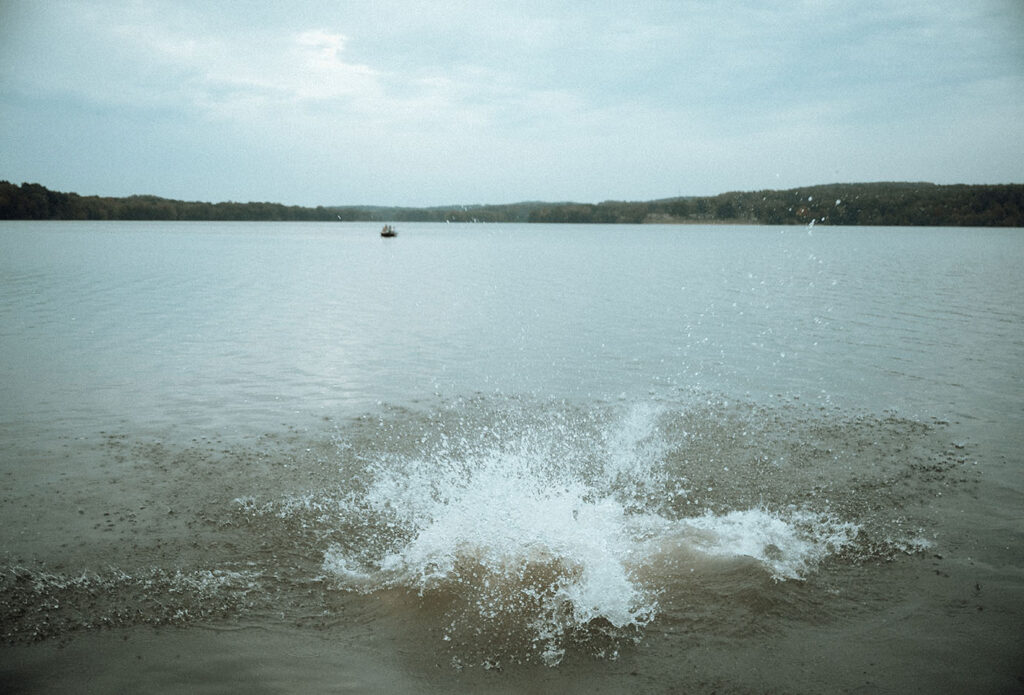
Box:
[2,180,1022,226]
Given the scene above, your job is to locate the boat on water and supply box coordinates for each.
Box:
[380,225,397,237]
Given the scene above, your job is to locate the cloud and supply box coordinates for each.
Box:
[1,0,1022,205]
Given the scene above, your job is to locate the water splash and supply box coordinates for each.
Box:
[0,396,970,656]
[318,401,861,664]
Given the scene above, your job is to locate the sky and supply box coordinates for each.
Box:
[2,1,1023,207]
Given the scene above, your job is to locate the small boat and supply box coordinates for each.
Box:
[380,224,397,238]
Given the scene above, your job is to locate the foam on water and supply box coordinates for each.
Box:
[0,395,968,658]
[647,508,860,581]
[318,402,861,664]
[0,566,263,642]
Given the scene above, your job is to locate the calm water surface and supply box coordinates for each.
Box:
[1,221,1022,693]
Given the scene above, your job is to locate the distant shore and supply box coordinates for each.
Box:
[2,180,1022,226]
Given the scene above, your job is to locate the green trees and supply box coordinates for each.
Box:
[0,182,78,219]
[0,182,367,222]
[1,180,1022,226]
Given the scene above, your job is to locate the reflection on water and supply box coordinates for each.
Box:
[0,222,1021,690]
[1,222,1022,433]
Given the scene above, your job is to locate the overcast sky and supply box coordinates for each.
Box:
[2,1,1022,207]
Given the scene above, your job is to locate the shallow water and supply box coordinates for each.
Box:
[1,221,1022,692]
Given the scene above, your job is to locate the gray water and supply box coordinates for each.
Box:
[1,221,1022,693]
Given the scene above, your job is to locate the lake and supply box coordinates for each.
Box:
[1,221,1022,693]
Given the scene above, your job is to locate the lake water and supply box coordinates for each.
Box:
[1,221,1022,693]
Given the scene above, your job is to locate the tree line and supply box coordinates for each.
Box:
[526,182,1024,226]
[2,180,1022,226]
[0,182,360,222]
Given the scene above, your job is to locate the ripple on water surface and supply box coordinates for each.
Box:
[1,394,976,666]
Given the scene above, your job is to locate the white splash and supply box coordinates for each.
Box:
[651,507,860,581]
[317,403,861,663]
